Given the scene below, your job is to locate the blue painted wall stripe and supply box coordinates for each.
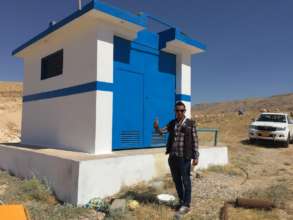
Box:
[93,1,147,27]
[176,94,191,102]
[23,81,113,102]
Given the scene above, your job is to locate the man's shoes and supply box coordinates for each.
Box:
[174,202,183,211]
[173,203,182,211]
[178,206,190,215]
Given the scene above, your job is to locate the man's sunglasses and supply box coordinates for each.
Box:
[176,109,186,112]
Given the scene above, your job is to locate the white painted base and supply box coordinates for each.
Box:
[0,144,228,205]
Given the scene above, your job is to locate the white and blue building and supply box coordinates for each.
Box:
[4,1,231,205]
[13,0,206,155]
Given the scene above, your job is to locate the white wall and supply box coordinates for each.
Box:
[22,91,97,153]
[95,91,113,154]
[77,154,158,204]
[0,144,228,205]
[94,25,114,154]
[176,53,192,117]
[0,145,80,204]
[76,147,229,204]
[96,25,114,84]
[22,18,98,96]
[21,18,99,153]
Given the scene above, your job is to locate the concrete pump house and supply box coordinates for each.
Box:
[0,0,228,205]
[13,1,206,154]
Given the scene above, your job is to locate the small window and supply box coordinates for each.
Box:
[41,49,63,80]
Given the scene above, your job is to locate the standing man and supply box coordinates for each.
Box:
[153,101,199,215]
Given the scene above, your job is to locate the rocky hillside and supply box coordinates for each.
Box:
[192,93,293,115]
[0,81,22,143]
[191,92,293,146]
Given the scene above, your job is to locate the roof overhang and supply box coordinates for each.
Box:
[159,28,206,55]
[12,0,147,57]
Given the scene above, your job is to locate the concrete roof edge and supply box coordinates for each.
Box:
[12,0,147,56]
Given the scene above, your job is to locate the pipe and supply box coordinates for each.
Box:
[78,0,82,10]
[235,198,275,210]
[220,202,230,220]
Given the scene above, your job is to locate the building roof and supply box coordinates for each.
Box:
[12,0,147,56]
[159,28,206,53]
[12,0,206,56]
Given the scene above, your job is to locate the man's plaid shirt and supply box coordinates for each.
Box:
[158,117,199,160]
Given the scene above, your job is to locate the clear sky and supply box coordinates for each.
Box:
[1,0,292,104]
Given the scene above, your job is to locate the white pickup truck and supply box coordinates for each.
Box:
[249,112,293,147]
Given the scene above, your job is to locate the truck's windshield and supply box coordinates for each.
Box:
[257,114,286,123]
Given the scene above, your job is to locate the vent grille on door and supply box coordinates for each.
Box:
[151,131,168,146]
[120,131,142,145]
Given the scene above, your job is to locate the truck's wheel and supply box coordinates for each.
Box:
[284,134,290,148]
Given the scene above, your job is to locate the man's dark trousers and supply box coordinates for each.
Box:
[168,154,192,207]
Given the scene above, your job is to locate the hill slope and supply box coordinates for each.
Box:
[0,81,22,143]
[192,93,293,115]
[192,92,293,146]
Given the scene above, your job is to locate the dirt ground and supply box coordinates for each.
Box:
[188,110,293,220]
[0,82,293,219]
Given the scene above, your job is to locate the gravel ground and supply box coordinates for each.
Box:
[179,142,293,220]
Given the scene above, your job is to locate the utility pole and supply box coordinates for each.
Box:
[78,0,82,10]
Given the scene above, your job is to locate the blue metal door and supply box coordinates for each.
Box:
[112,36,144,149]
[113,34,176,150]
[112,69,144,149]
[144,51,176,147]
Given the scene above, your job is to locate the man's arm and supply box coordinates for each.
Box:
[191,120,200,160]
[154,125,169,136]
[153,119,170,136]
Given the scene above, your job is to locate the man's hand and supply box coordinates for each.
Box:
[192,159,199,166]
[153,118,159,129]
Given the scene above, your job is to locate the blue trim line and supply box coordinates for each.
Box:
[176,94,191,102]
[12,2,94,56]
[159,28,206,51]
[143,13,174,29]
[23,81,113,102]
[93,1,147,27]
[12,0,146,56]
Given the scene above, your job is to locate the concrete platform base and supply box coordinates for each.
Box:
[0,144,228,205]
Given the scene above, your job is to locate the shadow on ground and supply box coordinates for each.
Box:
[240,139,290,149]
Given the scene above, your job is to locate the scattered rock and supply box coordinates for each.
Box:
[127,200,140,211]
[110,199,126,212]
[284,162,291,166]
[0,184,8,195]
[85,197,109,213]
